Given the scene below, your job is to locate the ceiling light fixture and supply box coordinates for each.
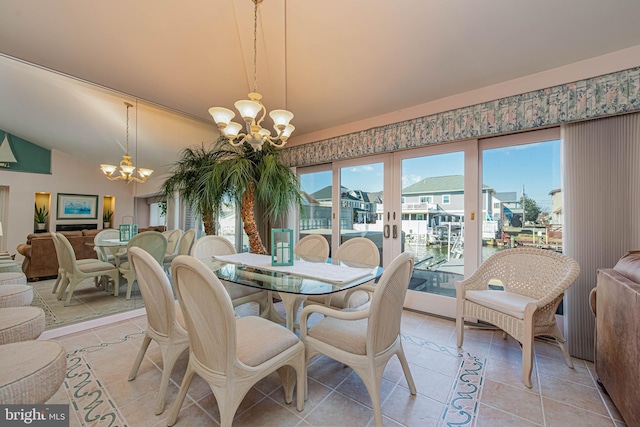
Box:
[100,102,153,183]
[209,0,294,151]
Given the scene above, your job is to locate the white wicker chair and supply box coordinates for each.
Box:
[128,247,189,415]
[93,229,123,264]
[300,251,417,427]
[168,255,305,427]
[118,231,168,300]
[163,228,196,272]
[191,235,268,313]
[163,229,183,256]
[294,235,329,263]
[305,237,380,309]
[455,247,580,388]
[52,233,120,306]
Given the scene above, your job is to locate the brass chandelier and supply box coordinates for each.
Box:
[100,102,153,183]
[208,0,294,151]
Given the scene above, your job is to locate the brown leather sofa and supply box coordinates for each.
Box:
[589,250,640,426]
[16,227,166,280]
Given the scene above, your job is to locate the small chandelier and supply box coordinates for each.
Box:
[209,0,294,151]
[100,102,153,183]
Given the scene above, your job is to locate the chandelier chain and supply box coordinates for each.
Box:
[124,101,134,155]
[125,102,130,154]
[252,0,258,93]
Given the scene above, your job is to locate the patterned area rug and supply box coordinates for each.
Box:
[31,287,61,327]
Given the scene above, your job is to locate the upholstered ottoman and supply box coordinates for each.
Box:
[0,272,27,286]
[0,284,33,308]
[0,307,45,344]
[0,340,66,404]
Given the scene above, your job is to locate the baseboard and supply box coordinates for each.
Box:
[39,307,147,340]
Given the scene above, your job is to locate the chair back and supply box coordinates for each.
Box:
[294,235,329,263]
[176,229,196,256]
[368,252,414,354]
[94,229,120,261]
[172,255,236,373]
[163,229,183,255]
[127,231,168,265]
[335,237,380,268]
[191,235,236,258]
[129,247,180,338]
[473,248,580,300]
[51,232,79,273]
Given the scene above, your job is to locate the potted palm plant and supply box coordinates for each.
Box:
[103,210,114,228]
[34,204,48,231]
[161,137,301,253]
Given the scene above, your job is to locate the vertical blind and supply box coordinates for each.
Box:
[562,112,640,361]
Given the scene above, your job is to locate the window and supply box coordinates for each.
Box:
[401,197,406,203]
[442,195,450,204]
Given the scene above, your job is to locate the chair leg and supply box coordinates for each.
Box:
[355,365,384,427]
[542,322,575,369]
[63,278,81,306]
[52,270,65,294]
[557,339,574,369]
[456,314,464,348]
[128,335,152,381]
[154,342,188,415]
[397,347,417,394]
[296,356,305,412]
[125,271,136,300]
[109,272,120,297]
[276,366,295,404]
[167,361,195,426]
[522,336,534,389]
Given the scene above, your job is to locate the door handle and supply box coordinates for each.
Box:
[393,225,398,239]
[384,224,390,238]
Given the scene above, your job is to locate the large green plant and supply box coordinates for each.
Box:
[34,204,48,223]
[161,137,301,253]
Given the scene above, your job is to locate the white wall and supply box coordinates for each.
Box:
[0,149,158,261]
[289,45,640,147]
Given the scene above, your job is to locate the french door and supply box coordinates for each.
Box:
[296,128,561,319]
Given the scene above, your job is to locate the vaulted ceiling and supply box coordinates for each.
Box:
[2,0,640,177]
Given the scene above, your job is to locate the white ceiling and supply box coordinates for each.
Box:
[2,0,640,177]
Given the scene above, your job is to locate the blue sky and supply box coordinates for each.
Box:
[300,140,561,212]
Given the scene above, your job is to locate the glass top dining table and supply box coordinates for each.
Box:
[197,253,383,330]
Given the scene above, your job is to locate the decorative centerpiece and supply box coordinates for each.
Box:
[271,228,293,266]
[119,215,138,242]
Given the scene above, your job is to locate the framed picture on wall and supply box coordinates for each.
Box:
[56,193,98,220]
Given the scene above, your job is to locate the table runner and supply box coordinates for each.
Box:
[212,253,373,284]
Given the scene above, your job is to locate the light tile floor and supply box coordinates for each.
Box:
[47,305,626,427]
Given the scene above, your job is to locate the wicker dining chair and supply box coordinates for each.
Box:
[118,231,168,300]
[191,235,268,313]
[128,247,189,415]
[305,237,380,310]
[163,228,196,273]
[300,251,417,427]
[168,255,305,427]
[455,247,580,388]
[51,232,120,306]
[294,235,329,263]
[163,229,183,256]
